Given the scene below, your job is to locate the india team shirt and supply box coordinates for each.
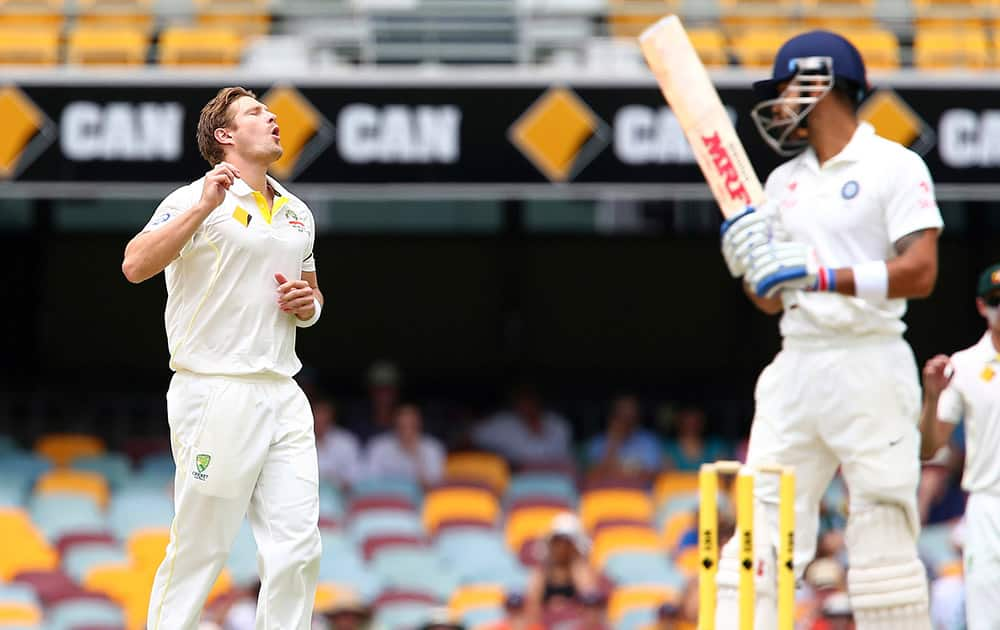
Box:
[142,175,316,377]
[937,333,1000,494]
[763,122,944,339]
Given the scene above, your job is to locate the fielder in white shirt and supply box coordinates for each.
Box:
[717,32,943,629]
[122,87,324,630]
[920,262,1000,630]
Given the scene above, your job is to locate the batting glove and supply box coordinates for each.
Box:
[745,240,822,298]
[720,206,773,279]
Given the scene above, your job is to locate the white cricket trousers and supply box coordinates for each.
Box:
[716,335,928,628]
[147,370,322,630]
[964,492,1000,630]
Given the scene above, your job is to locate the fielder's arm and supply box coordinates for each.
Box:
[918,354,958,460]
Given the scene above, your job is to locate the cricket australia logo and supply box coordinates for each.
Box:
[193,453,211,481]
[285,207,307,232]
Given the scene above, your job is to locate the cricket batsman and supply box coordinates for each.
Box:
[121,87,323,629]
[716,32,943,629]
[920,262,1000,630]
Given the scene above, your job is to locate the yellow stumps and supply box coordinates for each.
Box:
[777,469,795,630]
[698,462,796,630]
[736,468,755,630]
[698,464,718,630]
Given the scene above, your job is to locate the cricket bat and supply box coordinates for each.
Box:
[638,16,765,218]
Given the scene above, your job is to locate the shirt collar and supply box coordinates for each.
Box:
[978,331,1000,361]
[228,174,289,199]
[800,121,875,172]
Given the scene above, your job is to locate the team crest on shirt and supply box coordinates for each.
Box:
[285,207,307,232]
[193,453,211,480]
[150,212,171,226]
[841,180,859,200]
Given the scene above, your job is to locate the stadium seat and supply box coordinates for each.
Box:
[0,0,64,28]
[363,534,427,562]
[839,28,900,71]
[373,600,437,630]
[319,482,346,520]
[462,605,505,628]
[444,452,510,494]
[603,551,686,587]
[675,546,701,576]
[44,598,124,630]
[505,473,577,507]
[0,601,43,625]
[800,0,875,28]
[314,582,361,613]
[423,488,500,534]
[590,525,662,570]
[56,532,117,558]
[35,434,105,467]
[318,529,383,600]
[914,0,989,28]
[435,528,523,584]
[448,584,504,619]
[504,506,567,553]
[718,0,797,31]
[579,489,652,533]
[29,493,107,541]
[608,584,679,626]
[348,496,417,518]
[0,26,59,64]
[35,470,110,508]
[67,25,150,65]
[371,548,460,600]
[730,29,800,69]
[687,28,728,68]
[226,520,258,587]
[158,26,244,66]
[81,561,141,613]
[77,0,154,30]
[72,454,132,490]
[350,508,425,544]
[62,542,127,583]
[126,527,170,570]
[351,478,423,506]
[914,27,990,69]
[0,475,31,507]
[194,0,271,37]
[652,472,699,508]
[661,510,695,551]
[606,0,681,40]
[0,508,59,580]
[107,490,174,540]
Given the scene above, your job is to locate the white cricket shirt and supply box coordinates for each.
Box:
[763,123,944,339]
[142,175,316,377]
[937,332,1000,494]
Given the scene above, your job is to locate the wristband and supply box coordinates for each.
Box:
[813,267,836,292]
[852,260,889,301]
[295,297,322,328]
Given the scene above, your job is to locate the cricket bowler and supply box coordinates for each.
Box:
[920,262,1000,630]
[717,32,943,629]
[122,87,323,629]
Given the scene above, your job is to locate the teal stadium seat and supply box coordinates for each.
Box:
[603,552,686,588]
[319,482,346,520]
[0,453,53,486]
[462,606,505,628]
[45,599,124,630]
[351,478,423,506]
[29,494,107,542]
[505,474,577,506]
[371,547,460,600]
[108,489,174,540]
[72,454,132,490]
[616,607,657,630]
[62,543,127,583]
[372,602,436,630]
[318,529,382,600]
[0,583,39,605]
[434,528,524,584]
[227,520,259,587]
[349,509,425,544]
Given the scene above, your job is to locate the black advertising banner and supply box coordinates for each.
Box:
[1,80,999,193]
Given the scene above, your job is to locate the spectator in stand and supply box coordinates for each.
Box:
[654,601,684,630]
[576,592,611,630]
[472,385,571,467]
[798,558,848,630]
[315,592,372,630]
[818,592,855,630]
[313,398,362,490]
[362,403,444,488]
[482,593,544,630]
[584,394,661,485]
[661,406,729,472]
[525,513,600,623]
[346,360,402,444]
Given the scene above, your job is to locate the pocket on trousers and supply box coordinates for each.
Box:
[185,382,245,500]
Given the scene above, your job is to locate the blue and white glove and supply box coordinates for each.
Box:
[745,240,833,298]
[720,206,773,278]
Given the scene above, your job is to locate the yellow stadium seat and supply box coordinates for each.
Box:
[675,546,700,576]
[83,562,141,605]
[77,0,153,30]
[158,26,244,66]
[423,488,500,534]
[445,453,509,494]
[661,510,695,551]
[719,0,798,32]
[0,0,64,28]
[315,583,361,613]
[0,26,59,64]
[800,0,875,28]
[35,434,105,466]
[127,527,170,570]
[606,0,681,40]
[686,28,728,67]
[840,28,899,70]
[505,507,568,553]
[67,26,149,65]
[730,29,802,68]
[35,469,110,507]
[579,489,653,533]
[914,0,989,28]
[914,27,990,69]
[448,584,504,618]
[590,526,662,570]
[0,508,58,580]
[0,601,43,625]
[653,472,699,507]
[608,585,679,624]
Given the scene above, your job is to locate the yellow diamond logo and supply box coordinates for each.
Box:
[509,87,610,182]
[859,89,935,156]
[262,85,334,180]
[0,85,54,179]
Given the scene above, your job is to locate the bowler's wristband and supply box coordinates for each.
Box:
[295,298,322,328]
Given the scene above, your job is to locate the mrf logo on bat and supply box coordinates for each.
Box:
[701,130,752,205]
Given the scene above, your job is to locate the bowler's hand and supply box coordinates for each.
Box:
[275,272,315,320]
[922,354,953,399]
